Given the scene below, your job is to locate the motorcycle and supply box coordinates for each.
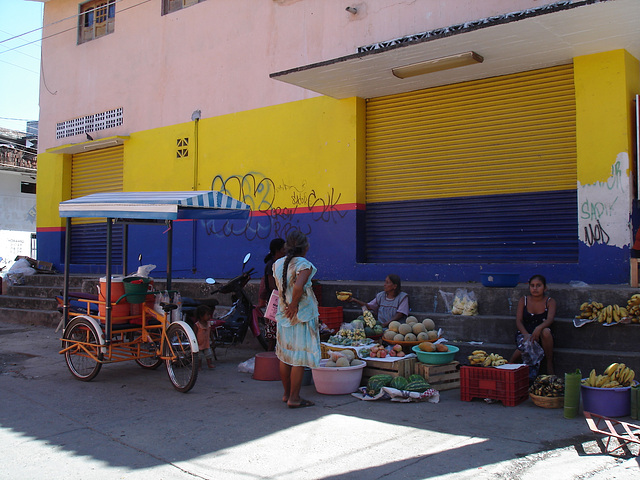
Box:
[183,254,269,355]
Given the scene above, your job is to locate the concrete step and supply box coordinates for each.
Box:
[0,295,58,311]
[1,307,61,328]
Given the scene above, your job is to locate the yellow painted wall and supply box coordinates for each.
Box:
[197,96,362,209]
[36,152,71,229]
[575,49,639,185]
[37,95,363,227]
[123,123,198,192]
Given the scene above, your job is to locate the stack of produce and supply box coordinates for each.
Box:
[581,363,636,388]
[382,317,438,343]
[529,375,564,397]
[360,344,406,358]
[626,294,640,323]
[452,295,478,315]
[324,350,361,367]
[327,327,375,346]
[575,301,629,324]
[467,350,507,366]
[366,373,430,396]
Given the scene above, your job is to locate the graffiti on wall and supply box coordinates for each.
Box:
[578,153,630,248]
[206,172,347,240]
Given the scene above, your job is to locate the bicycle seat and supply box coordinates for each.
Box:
[160,302,178,313]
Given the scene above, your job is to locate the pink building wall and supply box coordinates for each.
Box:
[39,0,551,151]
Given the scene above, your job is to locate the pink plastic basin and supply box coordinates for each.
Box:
[312,359,366,395]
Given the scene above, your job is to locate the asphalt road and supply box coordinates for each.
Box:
[1,320,638,480]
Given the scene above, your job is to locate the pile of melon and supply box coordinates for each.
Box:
[324,349,362,367]
[382,316,439,343]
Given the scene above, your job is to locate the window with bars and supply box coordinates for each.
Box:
[79,0,115,44]
[163,0,205,15]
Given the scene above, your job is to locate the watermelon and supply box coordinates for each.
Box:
[390,376,409,390]
[408,374,425,383]
[405,380,431,393]
[366,374,393,396]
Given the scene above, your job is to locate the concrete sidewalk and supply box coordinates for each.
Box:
[0,320,638,480]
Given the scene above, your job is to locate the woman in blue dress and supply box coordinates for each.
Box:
[273,230,320,408]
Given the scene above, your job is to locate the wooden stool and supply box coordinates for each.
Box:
[631,258,639,287]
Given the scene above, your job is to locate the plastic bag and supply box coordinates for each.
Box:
[6,258,36,285]
[154,290,170,316]
[237,356,255,374]
[171,292,182,323]
[439,290,454,313]
[517,333,545,367]
[452,289,478,316]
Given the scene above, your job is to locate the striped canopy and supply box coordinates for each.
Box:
[59,191,251,220]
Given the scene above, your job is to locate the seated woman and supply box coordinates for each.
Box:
[509,274,556,375]
[349,274,409,328]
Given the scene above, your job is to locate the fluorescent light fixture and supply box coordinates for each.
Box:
[392,51,484,79]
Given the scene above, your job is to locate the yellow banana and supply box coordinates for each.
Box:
[604,363,619,376]
[472,350,487,355]
[596,375,609,387]
[588,369,596,386]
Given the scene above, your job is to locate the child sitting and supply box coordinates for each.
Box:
[194,304,215,370]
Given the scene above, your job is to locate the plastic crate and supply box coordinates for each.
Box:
[318,306,343,331]
[460,365,529,406]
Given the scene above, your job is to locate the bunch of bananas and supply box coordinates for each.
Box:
[576,301,604,320]
[625,294,640,323]
[529,375,564,397]
[336,291,352,302]
[577,302,628,324]
[582,363,636,388]
[362,309,376,328]
[468,350,508,367]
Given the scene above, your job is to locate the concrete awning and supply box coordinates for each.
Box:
[270,0,640,99]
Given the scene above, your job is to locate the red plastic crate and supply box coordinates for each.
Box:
[318,306,344,331]
[460,365,529,406]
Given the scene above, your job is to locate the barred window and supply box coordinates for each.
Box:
[163,0,206,16]
[79,0,115,44]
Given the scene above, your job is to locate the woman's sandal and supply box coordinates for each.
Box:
[288,399,314,409]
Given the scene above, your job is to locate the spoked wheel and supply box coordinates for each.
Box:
[135,352,163,370]
[133,333,163,370]
[63,317,103,381]
[163,323,198,393]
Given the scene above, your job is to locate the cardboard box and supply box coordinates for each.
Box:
[415,361,460,391]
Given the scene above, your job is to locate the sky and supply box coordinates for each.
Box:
[0,0,44,134]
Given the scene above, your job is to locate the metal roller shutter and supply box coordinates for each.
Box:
[365,64,577,263]
[70,146,124,265]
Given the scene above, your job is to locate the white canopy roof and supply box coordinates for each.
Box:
[59,191,251,221]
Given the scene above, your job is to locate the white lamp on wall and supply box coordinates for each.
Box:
[392,51,484,79]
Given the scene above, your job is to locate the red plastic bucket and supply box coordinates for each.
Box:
[253,352,281,381]
[98,276,129,323]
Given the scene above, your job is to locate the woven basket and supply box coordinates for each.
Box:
[529,393,564,409]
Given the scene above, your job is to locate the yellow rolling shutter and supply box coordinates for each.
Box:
[71,145,124,224]
[364,64,578,264]
[366,64,576,203]
[70,146,124,265]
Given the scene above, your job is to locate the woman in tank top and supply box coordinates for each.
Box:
[509,274,556,375]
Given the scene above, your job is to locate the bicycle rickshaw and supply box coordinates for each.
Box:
[58,191,250,392]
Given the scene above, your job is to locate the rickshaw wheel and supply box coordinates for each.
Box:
[164,323,198,392]
[133,332,163,370]
[63,317,103,381]
[135,355,163,370]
